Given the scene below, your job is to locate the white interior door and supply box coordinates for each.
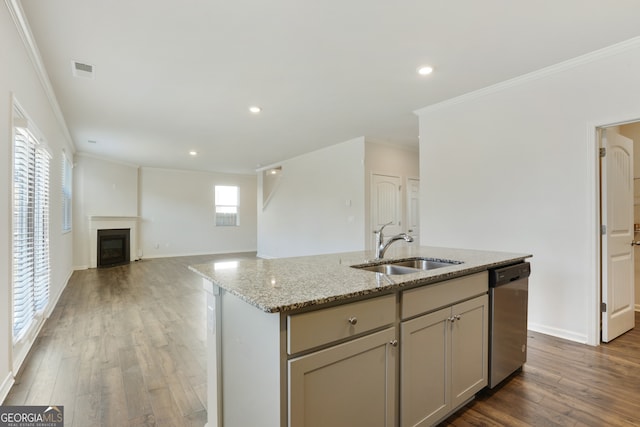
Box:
[406,178,420,245]
[601,129,635,342]
[371,174,402,238]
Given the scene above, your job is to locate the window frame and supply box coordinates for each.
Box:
[11,102,51,350]
[214,185,240,227]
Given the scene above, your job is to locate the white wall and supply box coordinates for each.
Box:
[73,156,258,266]
[73,154,139,268]
[257,138,366,258]
[140,167,257,258]
[416,38,640,345]
[365,141,420,249]
[1,3,75,400]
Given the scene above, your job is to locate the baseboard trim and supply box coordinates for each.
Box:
[528,322,589,345]
[0,372,15,404]
[141,250,258,260]
[46,268,73,318]
[256,252,276,259]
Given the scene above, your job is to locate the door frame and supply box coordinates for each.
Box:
[588,117,640,346]
[599,128,635,342]
[406,176,420,244]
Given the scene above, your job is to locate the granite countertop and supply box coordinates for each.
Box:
[189,246,532,313]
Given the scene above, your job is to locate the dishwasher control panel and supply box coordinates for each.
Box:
[489,262,530,286]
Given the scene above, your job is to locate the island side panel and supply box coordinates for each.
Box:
[204,279,222,427]
[220,289,282,427]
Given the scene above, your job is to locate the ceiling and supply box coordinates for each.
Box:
[17,0,640,174]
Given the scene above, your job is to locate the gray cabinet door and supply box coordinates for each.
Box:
[451,294,488,407]
[400,294,488,427]
[400,307,450,427]
[288,327,397,427]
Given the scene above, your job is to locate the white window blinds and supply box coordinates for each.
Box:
[12,120,51,340]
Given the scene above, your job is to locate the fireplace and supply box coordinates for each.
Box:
[97,228,130,268]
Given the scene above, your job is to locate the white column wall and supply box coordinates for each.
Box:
[73,154,139,269]
[257,138,366,258]
[416,38,640,344]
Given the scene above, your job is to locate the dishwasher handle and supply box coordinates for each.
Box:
[489,262,530,287]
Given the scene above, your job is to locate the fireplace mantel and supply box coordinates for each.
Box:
[89,216,140,268]
[89,215,140,222]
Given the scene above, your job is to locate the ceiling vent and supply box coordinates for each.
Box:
[71,60,94,79]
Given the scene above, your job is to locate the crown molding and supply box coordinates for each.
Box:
[415,36,640,116]
[140,164,256,177]
[365,138,419,153]
[75,151,141,169]
[5,0,76,153]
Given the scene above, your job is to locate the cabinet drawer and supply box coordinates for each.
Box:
[287,293,396,355]
[401,271,488,320]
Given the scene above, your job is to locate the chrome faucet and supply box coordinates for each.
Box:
[374,221,414,259]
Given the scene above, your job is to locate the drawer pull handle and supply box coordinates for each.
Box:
[348,316,358,325]
[389,339,398,347]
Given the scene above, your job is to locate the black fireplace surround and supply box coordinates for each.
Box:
[97,228,130,268]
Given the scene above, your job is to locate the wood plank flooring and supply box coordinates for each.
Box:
[4,254,640,426]
[3,253,256,427]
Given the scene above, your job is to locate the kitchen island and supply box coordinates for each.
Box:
[190,246,531,427]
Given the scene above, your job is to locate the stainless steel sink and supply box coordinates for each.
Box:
[355,264,422,275]
[352,257,462,275]
[389,259,459,270]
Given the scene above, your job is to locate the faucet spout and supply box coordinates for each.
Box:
[374,222,414,259]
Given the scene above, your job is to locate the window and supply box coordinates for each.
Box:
[12,109,51,341]
[62,151,72,232]
[215,185,239,226]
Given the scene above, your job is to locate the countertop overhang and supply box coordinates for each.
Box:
[189,246,532,313]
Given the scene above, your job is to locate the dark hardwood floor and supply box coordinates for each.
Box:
[4,254,640,426]
[442,312,640,427]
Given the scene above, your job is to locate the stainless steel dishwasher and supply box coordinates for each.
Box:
[488,262,530,388]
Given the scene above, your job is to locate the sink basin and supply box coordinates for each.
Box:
[352,257,462,275]
[389,259,459,270]
[355,264,422,275]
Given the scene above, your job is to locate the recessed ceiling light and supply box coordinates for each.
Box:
[249,106,262,114]
[417,65,434,76]
[189,150,198,156]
